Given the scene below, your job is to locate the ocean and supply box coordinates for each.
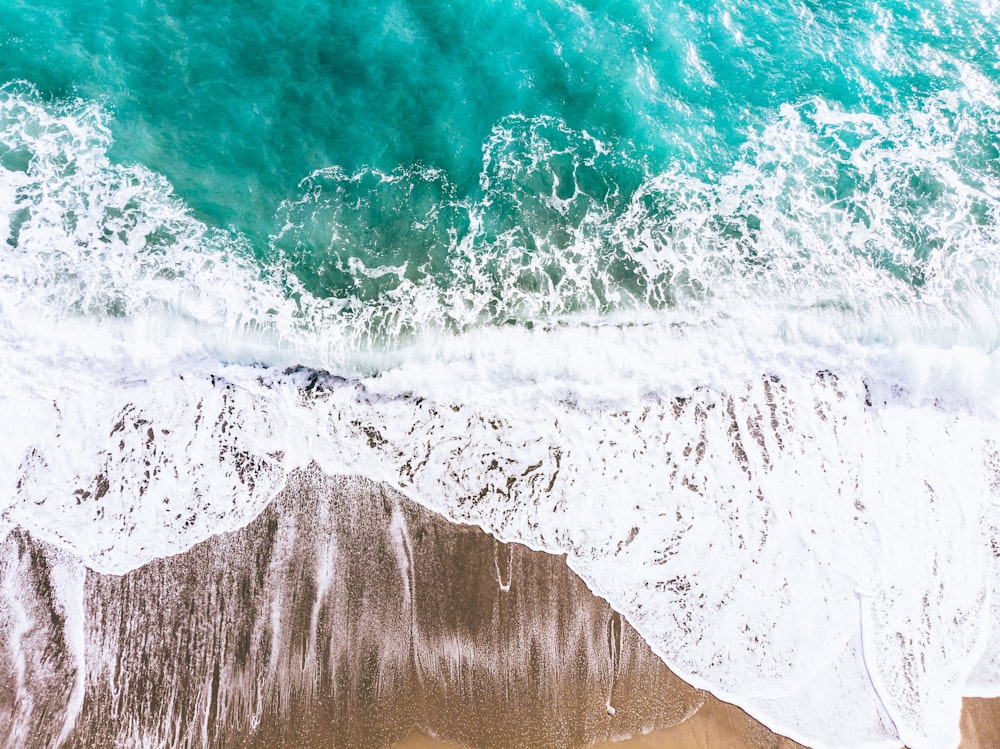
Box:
[2,1,1000,747]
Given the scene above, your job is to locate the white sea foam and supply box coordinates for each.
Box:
[3,82,1000,748]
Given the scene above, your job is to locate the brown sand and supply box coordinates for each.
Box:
[0,466,997,748]
[393,695,1000,749]
[958,698,1000,749]
[393,691,806,749]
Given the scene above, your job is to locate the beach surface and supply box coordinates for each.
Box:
[394,695,1000,749]
[1,467,996,748]
[392,692,806,749]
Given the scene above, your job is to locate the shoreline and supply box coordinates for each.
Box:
[1,467,997,748]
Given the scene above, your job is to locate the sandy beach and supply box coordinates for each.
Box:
[394,696,1000,749]
[1,466,996,748]
[392,691,807,749]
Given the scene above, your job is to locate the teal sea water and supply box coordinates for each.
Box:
[4,0,997,316]
[2,2,1000,748]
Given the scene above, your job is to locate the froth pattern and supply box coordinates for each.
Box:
[271,93,1000,351]
[4,83,1000,749]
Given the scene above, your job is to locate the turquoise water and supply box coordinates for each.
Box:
[4,0,997,315]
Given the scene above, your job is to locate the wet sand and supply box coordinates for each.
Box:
[395,695,1000,749]
[393,691,806,749]
[0,465,996,748]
